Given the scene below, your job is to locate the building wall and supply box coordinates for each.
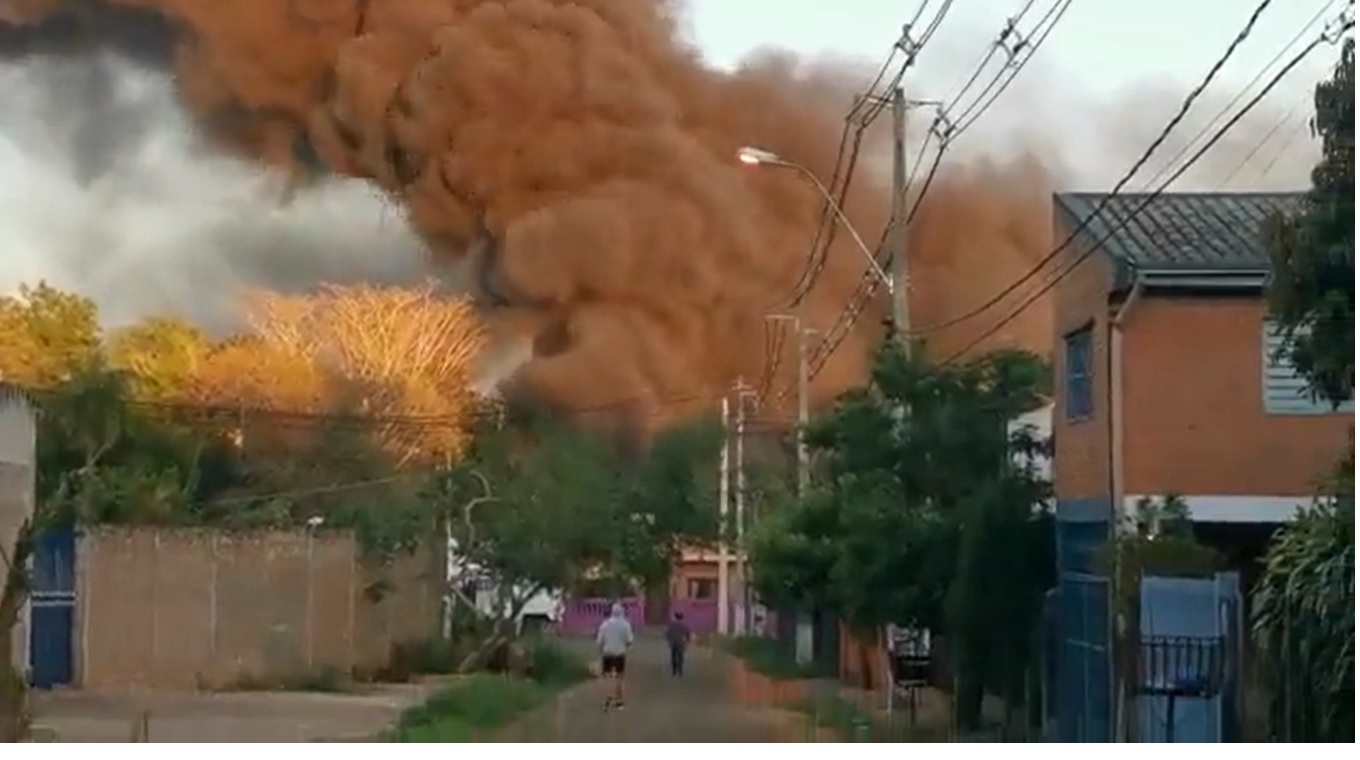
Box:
[75,527,441,689]
[1121,296,1352,498]
[1051,240,1117,505]
[0,385,36,675]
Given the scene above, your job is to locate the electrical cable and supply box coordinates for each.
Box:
[939,21,1352,365]
[947,0,1067,140]
[757,1,959,403]
[1143,0,1339,189]
[792,0,1073,387]
[1219,95,1309,186]
[1255,112,1313,179]
[898,0,1281,341]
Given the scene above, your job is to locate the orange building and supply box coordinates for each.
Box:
[1050,191,1352,529]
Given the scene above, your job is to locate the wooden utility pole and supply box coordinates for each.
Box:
[717,395,731,636]
[890,86,911,347]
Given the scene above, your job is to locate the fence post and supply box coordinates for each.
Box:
[305,531,314,670]
[150,529,160,674]
[209,533,219,660]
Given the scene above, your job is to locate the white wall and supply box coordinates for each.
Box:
[1008,402,1054,485]
[0,384,37,675]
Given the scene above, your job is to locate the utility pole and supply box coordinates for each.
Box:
[766,314,816,497]
[717,394,731,636]
[766,314,817,662]
[890,86,911,346]
[734,378,756,635]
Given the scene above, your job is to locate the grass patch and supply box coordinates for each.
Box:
[787,695,928,742]
[722,635,823,680]
[386,640,588,742]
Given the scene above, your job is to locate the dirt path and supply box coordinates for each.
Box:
[503,633,800,742]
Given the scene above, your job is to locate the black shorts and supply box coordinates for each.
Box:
[601,655,626,675]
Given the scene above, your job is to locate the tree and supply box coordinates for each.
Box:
[1265,39,1354,405]
[748,341,1055,729]
[435,414,721,669]
[1252,442,1354,742]
[242,282,487,464]
[0,282,102,387]
[107,317,212,400]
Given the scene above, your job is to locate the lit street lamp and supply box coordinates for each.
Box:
[736,146,892,293]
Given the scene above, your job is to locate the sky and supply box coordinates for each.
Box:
[683,0,1339,94]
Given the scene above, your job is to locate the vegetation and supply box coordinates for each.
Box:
[436,413,722,670]
[1264,39,1354,406]
[0,280,722,740]
[387,641,589,742]
[748,341,1054,732]
[1252,40,1355,743]
[723,635,821,680]
[1252,444,1354,742]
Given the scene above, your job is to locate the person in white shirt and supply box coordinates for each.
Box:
[595,602,634,710]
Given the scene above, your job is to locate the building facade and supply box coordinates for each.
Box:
[1051,191,1352,527]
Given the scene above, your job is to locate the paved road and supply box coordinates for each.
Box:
[503,634,801,742]
[31,680,451,742]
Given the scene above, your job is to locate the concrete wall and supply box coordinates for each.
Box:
[0,384,36,675]
[75,527,441,689]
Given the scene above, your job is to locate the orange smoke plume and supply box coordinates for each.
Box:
[1,0,1053,427]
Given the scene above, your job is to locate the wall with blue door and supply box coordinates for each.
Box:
[1137,574,1242,742]
[1053,497,1113,742]
[29,529,76,688]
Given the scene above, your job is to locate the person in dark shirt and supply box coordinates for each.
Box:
[665,611,692,677]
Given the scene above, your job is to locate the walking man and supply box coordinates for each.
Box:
[665,611,691,677]
[595,602,634,710]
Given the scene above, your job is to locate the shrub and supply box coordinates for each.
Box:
[724,635,821,680]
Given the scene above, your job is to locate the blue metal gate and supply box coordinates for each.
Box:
[29,529,75,688]
[1054,503,1113,742]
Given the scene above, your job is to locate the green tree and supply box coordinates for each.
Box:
[1265,39,1354,405]
[1252,444,1354,742]
[107,316,212,400]
[748,341,1054,730]
[436,414,721,668]
[0,282,102,387]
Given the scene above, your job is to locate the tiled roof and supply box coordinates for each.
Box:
[1054,192,1304,270]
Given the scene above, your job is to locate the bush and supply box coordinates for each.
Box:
[526,640,591,687]
[386,641,587,742]
[724,635,821,680]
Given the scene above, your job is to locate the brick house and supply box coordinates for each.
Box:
[1051,191,1353,532]
[1046,191,1354,741]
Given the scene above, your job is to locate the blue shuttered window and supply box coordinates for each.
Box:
[1261,321,1354,415]
[1065,328,1094,421]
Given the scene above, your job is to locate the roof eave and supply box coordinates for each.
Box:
[1132,267,1270,291]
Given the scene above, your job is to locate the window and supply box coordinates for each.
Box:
[1064,328,1094,421]
[1261,321,1354,415]
[686,577,717,601]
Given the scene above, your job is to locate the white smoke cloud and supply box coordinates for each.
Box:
[0,53,432,331]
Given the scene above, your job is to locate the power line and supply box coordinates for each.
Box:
[20,382,730,427]
[791,1,1073,389]
[1256,112,1313,179]
[898,0,1282,341]
[1220,95,1309,185]
[941,21,1352,364]
[945,0,1072,142]
[758,1,957,401]
[1144,0,1340,190]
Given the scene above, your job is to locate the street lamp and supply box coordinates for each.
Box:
[736,146,892,293]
